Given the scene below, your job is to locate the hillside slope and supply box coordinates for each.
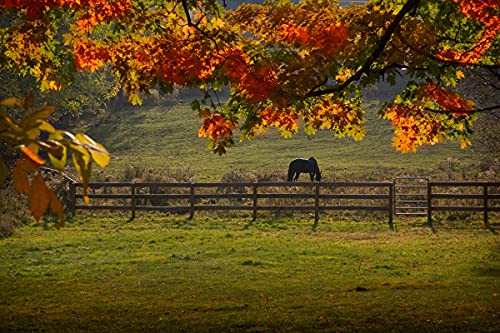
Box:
[88,97,475,182]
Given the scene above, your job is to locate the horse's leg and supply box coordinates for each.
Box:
[287,166,294,181]
[294,172,300,181]
[309,172,314,181]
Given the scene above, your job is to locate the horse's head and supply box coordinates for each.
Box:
[315,171,322,181]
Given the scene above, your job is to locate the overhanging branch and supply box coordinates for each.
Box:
[306,0,421,98]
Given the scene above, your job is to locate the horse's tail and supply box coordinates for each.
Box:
[287,163,294,181]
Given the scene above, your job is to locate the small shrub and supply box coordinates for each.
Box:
[0,186,31,236]
[117,166,196,206]
[0,218,15,237]
[119,165,195,183]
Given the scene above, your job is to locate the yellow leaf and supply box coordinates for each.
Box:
[71,147,92,204]
[47,141,67,171]
[129,93,143,105]
[48,130,64,141]
[37,120,56,133]
[456,70,465,79]
[71,146,91,180]
[75,133,110,168]
[89,141,110,168]
[29,174,50,221]
[0,97,23,107]
[48,80,62,91]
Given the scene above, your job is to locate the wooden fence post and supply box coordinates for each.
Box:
[483,184,489,227]
[313,184,320,230]
[131,182,136,220]
[427,181,434,231]
[189,183,195,219]
[69,182,76,217]
[388,183,394,230]
[252,182,258,221]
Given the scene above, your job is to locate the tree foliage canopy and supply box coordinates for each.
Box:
[0,0,499,222]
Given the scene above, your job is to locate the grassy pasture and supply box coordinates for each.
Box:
[1,217,498,332]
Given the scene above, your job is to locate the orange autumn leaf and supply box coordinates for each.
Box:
[74,39,111,71]
[20,145,46,166]
[259,106,299,137]
[384,105,445,153]
[280,21,347,56]
[239,66,278,102]
[460,138,471,149]
[29,174,51,221]
[13,159,31,195]
[424,83,474,116]
[438,0,500,64]
[198,113,236,142]
[76,0,132,32]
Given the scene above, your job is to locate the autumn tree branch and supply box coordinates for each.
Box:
[306,0,421,98]
[180,0,220,48]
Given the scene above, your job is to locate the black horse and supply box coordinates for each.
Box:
[287,157,322,181]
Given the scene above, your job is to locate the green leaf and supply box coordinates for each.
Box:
[191,99,201,111]
[394,95,404,105]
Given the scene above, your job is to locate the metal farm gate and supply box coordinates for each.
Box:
[393,177,429,219]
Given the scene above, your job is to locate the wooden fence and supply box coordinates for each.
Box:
[428,181,500,228]
[65,179,499,229]
[39,164,498,230]
[69,181,394,229]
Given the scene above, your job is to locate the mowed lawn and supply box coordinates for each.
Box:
[0,216,498,332]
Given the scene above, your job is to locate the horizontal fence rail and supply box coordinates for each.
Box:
[67,179,499,229]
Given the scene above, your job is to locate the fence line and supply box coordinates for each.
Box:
[428,181,500,228]
[70,181,394,229]
[62,177,499,229]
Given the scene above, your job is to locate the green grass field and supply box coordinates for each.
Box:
[87,99,477,181]
[0,217,498,332]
